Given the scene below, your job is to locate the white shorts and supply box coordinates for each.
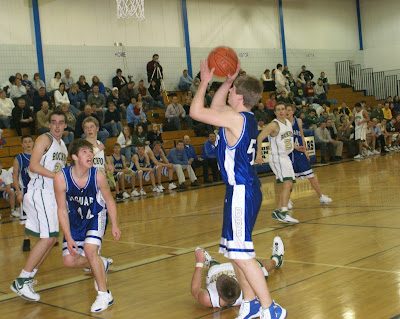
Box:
[153,165,169,177]
[125,170,151,183]
[392,134,399,142]
[24,189,59,238]
[355,127,366,141]
[269,155,296,183]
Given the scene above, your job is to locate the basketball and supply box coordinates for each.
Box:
[207,46,239,78]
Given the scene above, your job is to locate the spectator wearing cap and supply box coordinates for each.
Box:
[178,70,193,92]
[0,89,14,128]
[32,86,53,114]
[31,73,45,92]
[112,68,127,90]
[107,87,127,118]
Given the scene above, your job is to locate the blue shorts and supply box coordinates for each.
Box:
[219,185,262,260]
[62,209,107,257]
[291,150,314,179]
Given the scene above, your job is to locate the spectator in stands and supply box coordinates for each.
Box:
[112,68,127,90]
[274,64,288,94]
[120,81,135,105]
[386,117,400,149]
[314,121,336,163]
[88,84,106,116]
[378,119,392,152]
[297,73,306,87]
[300,65,314,82]
[104,102,122,137]
[1,75,15,95]
[395,115,400,133]
[147,141,176,191]
[148,80,166,110]
[132,125,149,150]
[305,109,320,130]
[265,92,276,117]
[182,96,193,130]
[366,106,372,118]
[291,80,307,105]
[254,102,269,125]
[135,79,155,111]
[54,82,70,110]
[190,78,200,96]
[147,54,163,85]
[10,78,28,102]
[282,65,291,79]
[77,75,91,99]
[366,121,380,154]
[21,74,32,93]
[31,73,45,93]
[287,73,295,88]
[32,86,53,114]
[91,76,106,96]
[318,72,329,93]
[320,111,329,122]
[68,83,86,116]
[166,95,186,131]
[15,73,22,81]
[316,103,330,118]
[260,69,272,82]
[386,96,393,104]
[326,119,343,160]
[183,135,212,183]
[0,89,14,129]
[338,117,357,157]
[277,90,290,104]
[36,101,52,135]
[261,69,275,92]
[390,103,397,118]
[204,89,215,107]
[179,70,193,92]
[11,98,35,136]
[147,123,163,146]
[60,103,76,146]
[371,118,387,153]
[167,140,199,189]
[382,102,392,120]
[76,104,109,145]
[117,126,135,164]
[314,79,329,104]
[338,102,352,117]
[107,87,127,119]
[370,103,384,121]
[61,69,74,91]
[49,71,61,96]
[304,80,315,104]
[0,160,18,217]
[127,97,148,129]
[393,95,400,113]
[201,132,220,182]
[329,107,341,129]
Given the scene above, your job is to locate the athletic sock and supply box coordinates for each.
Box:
[272,256,280,265]
[98,290,107,295]
[281,207,288,213]
[19,269,31,278]
[31,269,38,277]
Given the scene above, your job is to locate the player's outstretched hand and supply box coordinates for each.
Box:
[200,60,214,84]
[226,62,241,84]
[112,225,121,242]
[195,248,206,263]
[67,239,79,256]
[255,156,263,165]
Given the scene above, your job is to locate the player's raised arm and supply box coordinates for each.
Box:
[54,172,78,255]
[190,60,243,130]
[30,134,55,179]
[255,122,279,164]
[97,170,121,242]
[190,249,212,307]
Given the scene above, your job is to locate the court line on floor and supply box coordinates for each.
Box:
[304,221,400,230]
[36,301,102,319]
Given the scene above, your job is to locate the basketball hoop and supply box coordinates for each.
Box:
[116,0,145,20]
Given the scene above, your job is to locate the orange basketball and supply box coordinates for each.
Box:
[207,46,239,78]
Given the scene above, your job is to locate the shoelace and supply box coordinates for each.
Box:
[27,279,38,292]
[238,301,250,316]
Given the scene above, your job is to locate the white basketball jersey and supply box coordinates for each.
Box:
[93,141,105,173]
[28,133,67,192]
[206,263,242,308]
[268,119,294,156]
[354,110,366,130]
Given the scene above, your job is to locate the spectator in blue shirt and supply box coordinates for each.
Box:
[167,140,199,189]
[201,132,220,182]
[183,135,212,183]
[178,70,193,92]
[68,83,87,116]
[127,97,148,129]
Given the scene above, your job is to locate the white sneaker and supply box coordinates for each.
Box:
[362,148,368,156]
[10,209,20,218]
[236,298,261,319]
[389,146,395,151]
[271,236,285,268]
[271,210,299,224]
[94,256,110,292]
[384,146,390,152]
[319,194,332,204]
[373,149,380,154]
[158,185,165,191]
[367,150,373,156]
[168,182,177,190]
[140,189,147,196]
[156,186,164,193]
[287,199,293,210]
[131,189,140,197]
[153,187,161,193]
[91,290,114,313]
[354,154,363,159]
[122,191,130,199]
[10,278,40,301]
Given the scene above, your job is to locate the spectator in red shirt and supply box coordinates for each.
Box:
[265,92,276,118]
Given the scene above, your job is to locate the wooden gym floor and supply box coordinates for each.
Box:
[0,154,400,319]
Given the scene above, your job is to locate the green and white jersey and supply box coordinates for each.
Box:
[268,119,294,156]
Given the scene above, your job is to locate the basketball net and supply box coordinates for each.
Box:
[116,0,145,20]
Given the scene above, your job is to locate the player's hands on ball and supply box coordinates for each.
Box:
[226,62,241,84]
[67,238,79,256]
[255,156,263,165]
[200,60,214,84]
[195,248,206,263]
[112,225,121,242]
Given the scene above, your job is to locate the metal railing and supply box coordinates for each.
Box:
[335,61,351,86]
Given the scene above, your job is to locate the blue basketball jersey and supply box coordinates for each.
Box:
[292,117,303,147]
[112,155,123,171]
[131,154,146,171]
[16,153,31,189]
[62,166,106,239]
[150,152,162,168]
[217,112,260,188]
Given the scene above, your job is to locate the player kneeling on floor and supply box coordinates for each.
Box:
[54,139,121,313]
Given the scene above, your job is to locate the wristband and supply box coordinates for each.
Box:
[196,263,204,268]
